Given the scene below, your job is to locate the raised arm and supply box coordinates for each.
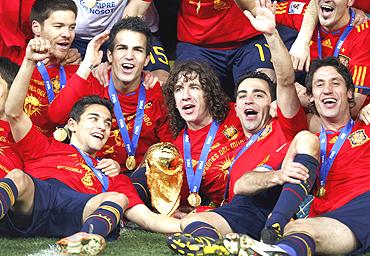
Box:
[5,38,52,142]
[244,0,300,118]
[289,0,317,72]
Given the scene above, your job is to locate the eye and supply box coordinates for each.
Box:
[105,121,112,127]
[89,116,98,122]
[238,94,247,99]
[255,93,264,99]
[174,86,183,93]
[70,25,76,30]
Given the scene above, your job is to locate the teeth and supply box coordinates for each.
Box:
[321,4,333,11]
[183,105,194,110]
[323,98,336,104]
[91,133,103,139]
[122,63,134,68]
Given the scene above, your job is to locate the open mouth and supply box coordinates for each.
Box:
[182,104,195,113]
[122,63,135,72]
[320,4,334,17]
[91,132,104,141]
[244,109,258,117]
[56,42,70,50]
[322,98,337,107]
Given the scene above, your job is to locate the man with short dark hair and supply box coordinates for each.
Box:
[48,16,172,173]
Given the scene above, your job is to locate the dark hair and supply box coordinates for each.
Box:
[235,71,276,101]
[305,57,355,113]
[162,60,230,137]
[30,0,77,25]
[69,95,114,122]
[108,16,152,55]
[0,57,20,89]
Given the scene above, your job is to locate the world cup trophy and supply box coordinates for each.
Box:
[145,142,184,216]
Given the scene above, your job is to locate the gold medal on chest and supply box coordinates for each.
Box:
[126,155,136,171]
[53,127,68,142]
[187,193,201,207]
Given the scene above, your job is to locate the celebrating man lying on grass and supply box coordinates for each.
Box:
[0,36,180,255]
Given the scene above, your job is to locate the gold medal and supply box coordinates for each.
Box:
[126,156,136,171]
[53,127,68,142]
[187,193,201,207]
[85,0,97,8]
[317,186,326,198]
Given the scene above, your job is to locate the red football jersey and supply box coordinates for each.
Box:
[174,106,245,206]
[48,73,172,171]
[0,120,23,178]
[227,107,306,201]
[228,119,287,201]
[282,109,370,216]
[15,125,143,209]
[275,1,370,94]
[177,0,260,49]
[26,64,79,136]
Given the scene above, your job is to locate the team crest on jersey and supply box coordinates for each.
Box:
[51,77,62,94]
[258,123,272,141]
[321,39,333,49]
[338,54,350,68]
[348,129,370,148]
[222,125,238,140]
[288,2,305,14]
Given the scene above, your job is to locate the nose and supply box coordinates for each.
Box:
[181,86,191,100]
[125,49,134,60]
[244,94,255,104]
[60,27,72,39]
[323,82,334,94]
[96,119,106,130]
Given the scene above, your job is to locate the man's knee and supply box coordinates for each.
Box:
[294,131,320,157]
[180,213,208,231]
[101,192,128,209]
[284,219,321,243]
[5,169,31,194]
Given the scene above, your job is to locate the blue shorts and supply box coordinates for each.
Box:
[0,178,94,238]
[72,35,170,72]
[176,34,272,89]
[322,190,370,254]
[213,188,281,240]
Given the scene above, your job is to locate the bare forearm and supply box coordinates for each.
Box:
[264,29,295,88]
[125,204,181,233]
[296,0,317,45]
[5,58,35,119]
[234,171,280,196]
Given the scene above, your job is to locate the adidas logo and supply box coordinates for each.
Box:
[322,39,333,49]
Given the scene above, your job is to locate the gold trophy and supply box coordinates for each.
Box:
[145,142,184,216]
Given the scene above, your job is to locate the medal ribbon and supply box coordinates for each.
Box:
[319,119,354,188]
[317,8,355,59]
[36,62,66,103]
[183,121,219,194]
[72,145,109,192]
[108,75,146,159]
[224,128,265,200]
